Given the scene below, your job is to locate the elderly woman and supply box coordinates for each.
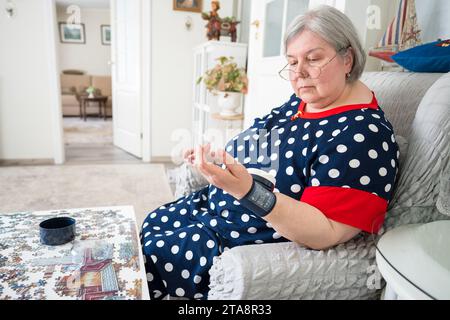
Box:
[141,5,399,300]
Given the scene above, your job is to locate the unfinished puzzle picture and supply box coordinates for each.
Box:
[0,207,149,300]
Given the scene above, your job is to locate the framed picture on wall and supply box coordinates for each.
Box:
[59,22,86,44]
[101,25,111,45]
[173,0,203,13]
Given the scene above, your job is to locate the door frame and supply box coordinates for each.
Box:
[140,0,152,163]
[46,0,65,165]
[47,0,153,164]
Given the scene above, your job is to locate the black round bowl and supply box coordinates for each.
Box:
[39,217,76,246]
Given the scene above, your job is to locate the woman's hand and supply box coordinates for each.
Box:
[183,147,218,166]
[193,144,253,200]
[183,148,195,165]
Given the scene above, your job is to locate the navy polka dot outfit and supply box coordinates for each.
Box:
[141,92,399,300]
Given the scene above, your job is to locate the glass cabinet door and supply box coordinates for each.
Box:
[286,0,310,29]
[263,0,285,57]
[262,0,311,58]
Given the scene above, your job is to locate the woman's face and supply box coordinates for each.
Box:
[286,30,353,108]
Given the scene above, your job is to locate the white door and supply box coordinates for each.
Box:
[111,0,142,158]
[244,0,313,128]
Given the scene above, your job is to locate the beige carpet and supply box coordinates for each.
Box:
[64,118,113,145]
[0,164,175,227]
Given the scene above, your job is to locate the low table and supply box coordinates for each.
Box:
[0,206,150,300]
[80,96,109,121]
[376,220,450,300]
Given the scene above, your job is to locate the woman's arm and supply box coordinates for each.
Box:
[264,192,361,250]
[194,144,361,251]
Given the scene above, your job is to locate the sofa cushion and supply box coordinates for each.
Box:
[167,163,209,199]
[386,73,450,229]
[61,86,76,95]
[62,105,82,116]
[360,72,442,139]
[91,76,112,96]
[60,74,91,94]
[392,39,450,73]
[61,94,79,105]
[395,135,408,173]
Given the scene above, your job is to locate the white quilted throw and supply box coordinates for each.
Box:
[437,170,450,216]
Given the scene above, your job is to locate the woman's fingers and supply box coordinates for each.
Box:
[183,148,195,163]
[194,143,215,164]
[186,154,195,165]
[183,148,195,165]
[194,144,229,175]
[192,145,252,199]
[195,144,206,165]
[204,143,218,163]
[218,149,247,177]
[196,145,221,175]
[184,144,215,166]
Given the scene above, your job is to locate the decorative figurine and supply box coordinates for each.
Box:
[221,17,240,42]
[202,1,240,42]
[202,1,222,41]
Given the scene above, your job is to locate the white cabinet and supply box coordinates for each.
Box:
[192,41,248,149]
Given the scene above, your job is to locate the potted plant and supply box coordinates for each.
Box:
[86,86,96,98]
[198,56,248,117]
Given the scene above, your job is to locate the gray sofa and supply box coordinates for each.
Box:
[170,71,450,300]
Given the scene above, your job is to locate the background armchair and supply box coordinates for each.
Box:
[170,71,450,300]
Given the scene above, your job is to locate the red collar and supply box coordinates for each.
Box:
[291,92,379,121]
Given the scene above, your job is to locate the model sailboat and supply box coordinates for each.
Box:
[369,0,422,63]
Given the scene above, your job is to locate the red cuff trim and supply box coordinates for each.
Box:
[300,186,388,234]
[293,92,379,120]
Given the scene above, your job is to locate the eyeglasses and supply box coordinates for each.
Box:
[279,46,351,81]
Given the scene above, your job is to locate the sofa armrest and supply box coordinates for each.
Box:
[208,233,381,300]
[167,163,209,198]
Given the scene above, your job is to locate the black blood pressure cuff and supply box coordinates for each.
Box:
[239,175,277,218]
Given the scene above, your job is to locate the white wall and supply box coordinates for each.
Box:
[357,0,450,70]
[415,0,450,43]
[236,0,251,44]
[351,0,397,71]
[57,6,111,75]
[0,0,59,160]
[305,0,397,71]
[384,0,450,45]
[151,0,235,158]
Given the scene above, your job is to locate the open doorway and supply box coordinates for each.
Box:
[55,0,141,164]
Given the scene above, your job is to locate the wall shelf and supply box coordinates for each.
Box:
[211,113,244,121]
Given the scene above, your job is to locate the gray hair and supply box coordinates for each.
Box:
[284,5,366,83]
